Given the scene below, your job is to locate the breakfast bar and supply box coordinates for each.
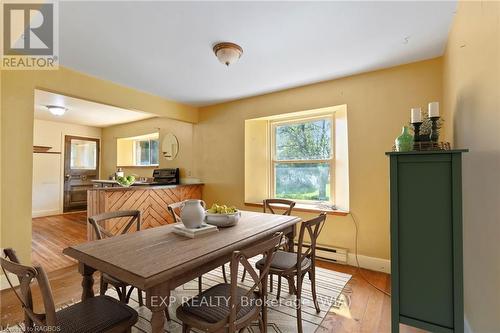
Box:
[86,184,203,240]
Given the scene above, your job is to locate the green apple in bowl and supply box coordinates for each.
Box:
[117,175,135,187]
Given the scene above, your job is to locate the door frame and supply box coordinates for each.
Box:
[63,135,100,212]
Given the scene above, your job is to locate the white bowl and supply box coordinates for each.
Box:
[205,211,241,227]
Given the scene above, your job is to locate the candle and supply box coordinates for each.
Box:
[411,107,422,123]
[428,102,439,117]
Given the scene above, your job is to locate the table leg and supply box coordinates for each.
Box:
[146,285,170,333]
[78,263,96,301]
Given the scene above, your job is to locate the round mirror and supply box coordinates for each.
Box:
[162,133,179,160]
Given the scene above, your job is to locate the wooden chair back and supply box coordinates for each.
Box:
[226,232,283,331]
[294,213,327,276]
[1,248,57,329]
[88,210,141,240]
[167,201,184,223]
[263,199,296,216]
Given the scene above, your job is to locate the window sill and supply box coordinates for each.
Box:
[244,202,349,216]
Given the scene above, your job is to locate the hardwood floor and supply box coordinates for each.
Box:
[317,261,425,333]
[0,213,426,332]
[31,212,87,272]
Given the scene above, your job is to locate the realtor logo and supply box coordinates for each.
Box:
[2,1,59,69]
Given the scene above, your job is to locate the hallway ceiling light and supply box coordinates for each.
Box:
[213,42,243,67]
[46,105,67,116]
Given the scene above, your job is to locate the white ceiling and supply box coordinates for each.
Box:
[34,90,157,127]
[59,1,456,106]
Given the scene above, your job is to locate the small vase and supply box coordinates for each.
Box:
[395,126,414,152]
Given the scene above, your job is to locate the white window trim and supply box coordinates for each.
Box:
[269,113,335,205]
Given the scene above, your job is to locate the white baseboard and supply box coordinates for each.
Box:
[346,253,391,274]
[1,272,20,290]
[32,209,62,218]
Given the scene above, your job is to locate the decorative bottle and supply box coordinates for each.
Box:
[395,126,414,152]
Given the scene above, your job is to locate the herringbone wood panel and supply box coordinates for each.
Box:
[87,185,203,239]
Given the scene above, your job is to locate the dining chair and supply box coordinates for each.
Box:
[176,232,283,333]
[168,201,229,290]
[88,210,144,306]
[255,212,327,333]
[1,248,138,333]
[241,198,296,291]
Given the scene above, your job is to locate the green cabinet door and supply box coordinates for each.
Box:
[387,150,466,333]
[398,155,454,327]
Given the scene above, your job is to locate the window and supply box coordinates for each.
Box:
[271,116,334,202]
[116,132,159,167]
[134,138,159,166]
[70,139,97,170]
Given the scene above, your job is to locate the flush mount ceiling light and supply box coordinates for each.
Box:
[213,42,243,67]
[46,105,67,116]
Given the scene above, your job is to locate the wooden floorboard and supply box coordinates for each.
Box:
[31,212,87,272]
[0,213,428,332]
[317,261,426,333]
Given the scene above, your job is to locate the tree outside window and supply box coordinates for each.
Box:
[272,117,333,202]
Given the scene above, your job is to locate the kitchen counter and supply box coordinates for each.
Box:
[91,180,202,190]
[87,183,203,240]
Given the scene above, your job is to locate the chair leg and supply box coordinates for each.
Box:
[116,286,125,302]
[198,276,203,294]
[261,271,269,333]
[258,315,265,332]
[138,289,144,306]
[182,323,190,333]
[241,268,246,282]
[276,275,282,300]
[286,276,297,295]
[222,264,228,283]
[125,286,135,304]
[24,317,34,333]
[296,274,305,333]
[310,268,321,313]
[99,277,108,296]
[270,274,274,293]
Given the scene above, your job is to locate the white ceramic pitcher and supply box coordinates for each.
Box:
[180,199,206,229]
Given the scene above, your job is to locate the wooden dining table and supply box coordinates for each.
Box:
[63,210,301,333]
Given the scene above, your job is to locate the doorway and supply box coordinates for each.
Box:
[31,89,157,273]
[63,135,100,212]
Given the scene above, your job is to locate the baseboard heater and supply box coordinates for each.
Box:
[295,242,348,264]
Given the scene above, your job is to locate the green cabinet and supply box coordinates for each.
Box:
[387,150,467,333]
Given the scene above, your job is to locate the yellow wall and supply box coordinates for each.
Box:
[102,117,196,179]
[0,67,197,263]
[443,1,500,331]
[195,58,443,261]
[116,137,135,167]
[244,119,269,203]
